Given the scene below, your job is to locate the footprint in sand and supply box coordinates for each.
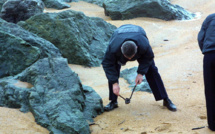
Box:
[155,123,172,132]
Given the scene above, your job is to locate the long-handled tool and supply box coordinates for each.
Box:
[119,85,137,104]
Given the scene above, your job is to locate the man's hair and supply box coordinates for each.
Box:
[121,40,137,58]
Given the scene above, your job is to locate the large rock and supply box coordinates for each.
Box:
[120,67,151,93]
[18,58,90,134]
[0,57,103,134]
[0,18,61,78]
[103,0,195,20]
[0,31,40,78]
[0,0,45,23]
[18,10,116,66]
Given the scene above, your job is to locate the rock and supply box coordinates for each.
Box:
[17,57,102,133]
[0,0,44,23]
[83,85,104,122]
[17,57,97,133]
[18,10,116,67]
[0,18,61,78]
[103,0,195,20]
[120,67,151,92]
[0,57,104,133]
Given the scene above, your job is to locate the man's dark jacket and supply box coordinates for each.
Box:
[198,13,215,54]
[102,24,154,84]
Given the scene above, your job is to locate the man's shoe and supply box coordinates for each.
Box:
[104,101,118,111]
[163,98,177,112]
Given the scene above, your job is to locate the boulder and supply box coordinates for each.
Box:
[0,18,61,78]
[120,67,151,92]
[0,57,104,134]
[103,0,195,20]
[18,10,116,67]
[0,0,45,23]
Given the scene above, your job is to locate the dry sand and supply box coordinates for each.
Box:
[2,0,215,133]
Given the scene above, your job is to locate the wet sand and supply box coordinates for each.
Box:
[2,0,215,133]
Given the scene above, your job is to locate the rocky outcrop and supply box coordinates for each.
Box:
[0,0,44,23]
[18,10,116,67]
[103,0,195,20]
[0,18,61,78]
[0,57,104,134]
[120,67,151,92]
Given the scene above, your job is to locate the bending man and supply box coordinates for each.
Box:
[102,24,177,112]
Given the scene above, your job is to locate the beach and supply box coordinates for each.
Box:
[2,0,215,133]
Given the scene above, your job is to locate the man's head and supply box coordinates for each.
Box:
[121,40,137,59]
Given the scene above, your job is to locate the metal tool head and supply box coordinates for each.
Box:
[125,98,130,104]
[119,85,137,105]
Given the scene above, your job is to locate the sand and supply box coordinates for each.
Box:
[2,0,215,133]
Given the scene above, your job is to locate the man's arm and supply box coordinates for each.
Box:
[198,20,207,51]
[137,45,154,75]
[198,13,215,51]
[102,46,119,84]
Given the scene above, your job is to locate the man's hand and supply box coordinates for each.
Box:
[113,83,120,96]
[135,74,143,85]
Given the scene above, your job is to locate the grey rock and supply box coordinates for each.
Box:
[0,18,61,78]
[103,0,195,20]
[83,85,104,122]
[16,57,92,133]
[120,67,151,93]
[18,10,116,67]
[0,0,45,23]
[0,58,104,133]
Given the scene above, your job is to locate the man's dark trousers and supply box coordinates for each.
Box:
[108,60,168,102]
[203,52,215,131]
